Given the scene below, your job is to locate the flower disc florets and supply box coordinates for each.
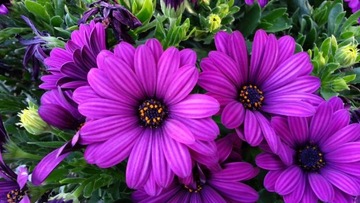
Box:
[138,99,168,128]
[239,84,264,110]
[297,145,325,172]
[7,189,26,203]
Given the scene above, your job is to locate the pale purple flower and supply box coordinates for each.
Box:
[0,0,9,15]
[73,39,220,193]
[256,97,360,203]
[198,29,321,155]
[245,0,268,7]
[40,21,106,90]
[345,0,360,23]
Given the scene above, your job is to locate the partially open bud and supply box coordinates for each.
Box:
[17,102,50,135]
[335,44,359,67]
[208,14,221,32]
[161,0,185,19]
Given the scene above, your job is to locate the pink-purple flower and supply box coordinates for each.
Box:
[73,39,220,193]
[198,29,321,154]
[0,0,9,15]
[256,97,360,202]
[245,0,268,7]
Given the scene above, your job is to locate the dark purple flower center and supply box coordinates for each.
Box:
[184,183,203,193]
[7,189,25,203]
[239,85,264,110]
[138,99,168,128]
[297,145,325,172]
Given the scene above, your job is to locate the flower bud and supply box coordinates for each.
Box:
[161,0,185,19]
[208,14,221,32]
[17,102,50,135]
[335,44,358,67]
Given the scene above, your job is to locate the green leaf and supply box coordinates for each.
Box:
[342,10,360,31]
[51,16,64,27]
[262,8,287,22]
[134,0,154,23]
[327,3,342,35]
[25,0,51,23]
[237,4,261,37]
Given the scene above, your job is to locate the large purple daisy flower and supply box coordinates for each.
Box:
[40,21,106,90]
[256,97,360,203]
[198,29,321,154]
[73,39,220,192]
[132,135,259,203]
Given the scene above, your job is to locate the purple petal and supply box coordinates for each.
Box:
[264,170,283,192]
[267,75,321,95]
[179,118,219,141]
[80,115,138,144]
[309,101,334,142]
[255,153,285,170]
[198,71,237,98]
[288,116,308,145]
[216,134,237,163]
[200,185,227,203]
[328,96,345,111]
[271,116,296,148]
[179,49,196,67]
[262,102,315,117]
[163,119,195,144]
[0,4,8,15]
[208,180,259,202]
[211,162,257,182]
[134,45,157,97]
[249,29,268,82]
[32,147,70,185]
[283,173,306,203]
[256,34,279,85]
[275,165,303,195]
[262,52,311,92]
[170,94,219,119]
[321,124,360,153]
[214,31,230,54]
[19,195,30,203]
[255,112,280,154]
[78,98,134,119]
[308,173,334,202]
[89,127,143,168]
[72,86,98,104]
[330,162,360,178]
[221,101,245,129]
[244,110,263,146]
[16,167,28,189]
[227,31,248,84]
[326,142,360,163]
[39,104,78,130]
[320,109,350,143]
[187,140,217,156]
[276,36,296,66]
[151,134,173,187]
[142,175,163,196]
[145,39,163,64]
[156,47,180,99]
[321,167,360,196]
[126,130,152,189]
[301,182,318,203]
[164,65,198,105]
[114,41,135,69]
[162,134,192,178]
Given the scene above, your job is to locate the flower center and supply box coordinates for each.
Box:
[138,99,167,128]
[297,145,325,172]
[184,183,203,193]
[7,189,25,203]
[239,85,264,110]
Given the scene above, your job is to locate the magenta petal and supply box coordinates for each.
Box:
[198,71,238,98]
[326,142,360,163]
[308,173,334,202]
[264,170,282,192]
[142,175,163,196]
[39,104,78,130]
[126,130,152,189]
[262,102,315,117]
[255,153,285,170]
[288,116,308,145]
[163,119,195,144]
[283,173,306,203]
[214,31,230,54]
[156,47,180,99]
[32,147,70,185]
[162,134,192,178]
[180,118,219,141]
[78,98,134,119]
[189,192,202,203]
[321,124,360,152]
[244,110,263,146]
[321,109,351,144]
[275,166,303,195]
[114,41,135,68]
[268,75,321,95]
[200,185,227,203]
[209,180,259,202]
[301,182,318,203]
[145,39,163,64]
[188,140,217,156]
[271,116,295,148]
[328,97,344,111]
[277,35,296,66]
[309,101,332,142]
[164,65,198,105]
[221,101,245,129]
[321,168,360,196]
[19,195,30,203]
[72,86,98,104]
[211,162,257,182]
[255,112,280,154]
[170,94,219,119]
[152,134,173,187]
[249,29,268,81]
[228,31,248,83]
[330,162,360,178]
[256,34,279,85]
[134,45,157,97]
[179,49,196,67]
[16,167,28,189]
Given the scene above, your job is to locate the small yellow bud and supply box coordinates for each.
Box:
[335,44,358,67]
[208,14,221,32]
[17,102,50,135]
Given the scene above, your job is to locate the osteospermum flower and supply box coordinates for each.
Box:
[73,39,220,192]
[132,135,259,203]
[198,29,321,154]
[245,0,268,7]
[40,20,106,90]
[0,0,10,15]
[256,97,360,203]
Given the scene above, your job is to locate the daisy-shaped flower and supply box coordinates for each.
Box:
[198,29,321,154]
[256,97,360,203]
[40,20,106,90]
[0,0,10,15]
[73,39,220,192]
[132,135,259,203]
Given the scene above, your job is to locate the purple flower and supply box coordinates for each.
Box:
[0,164,30,203]
[132,135,259,203]
[162,0,184,10]
[18,15,49,79]
[344,0,360,23]
[40,21,106,90]
[78,0,141,43]
[198,29,321,154]
[245,0,268,7]
[256,97,360,203]
[0,0,10,15]
[73,39,220,193]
